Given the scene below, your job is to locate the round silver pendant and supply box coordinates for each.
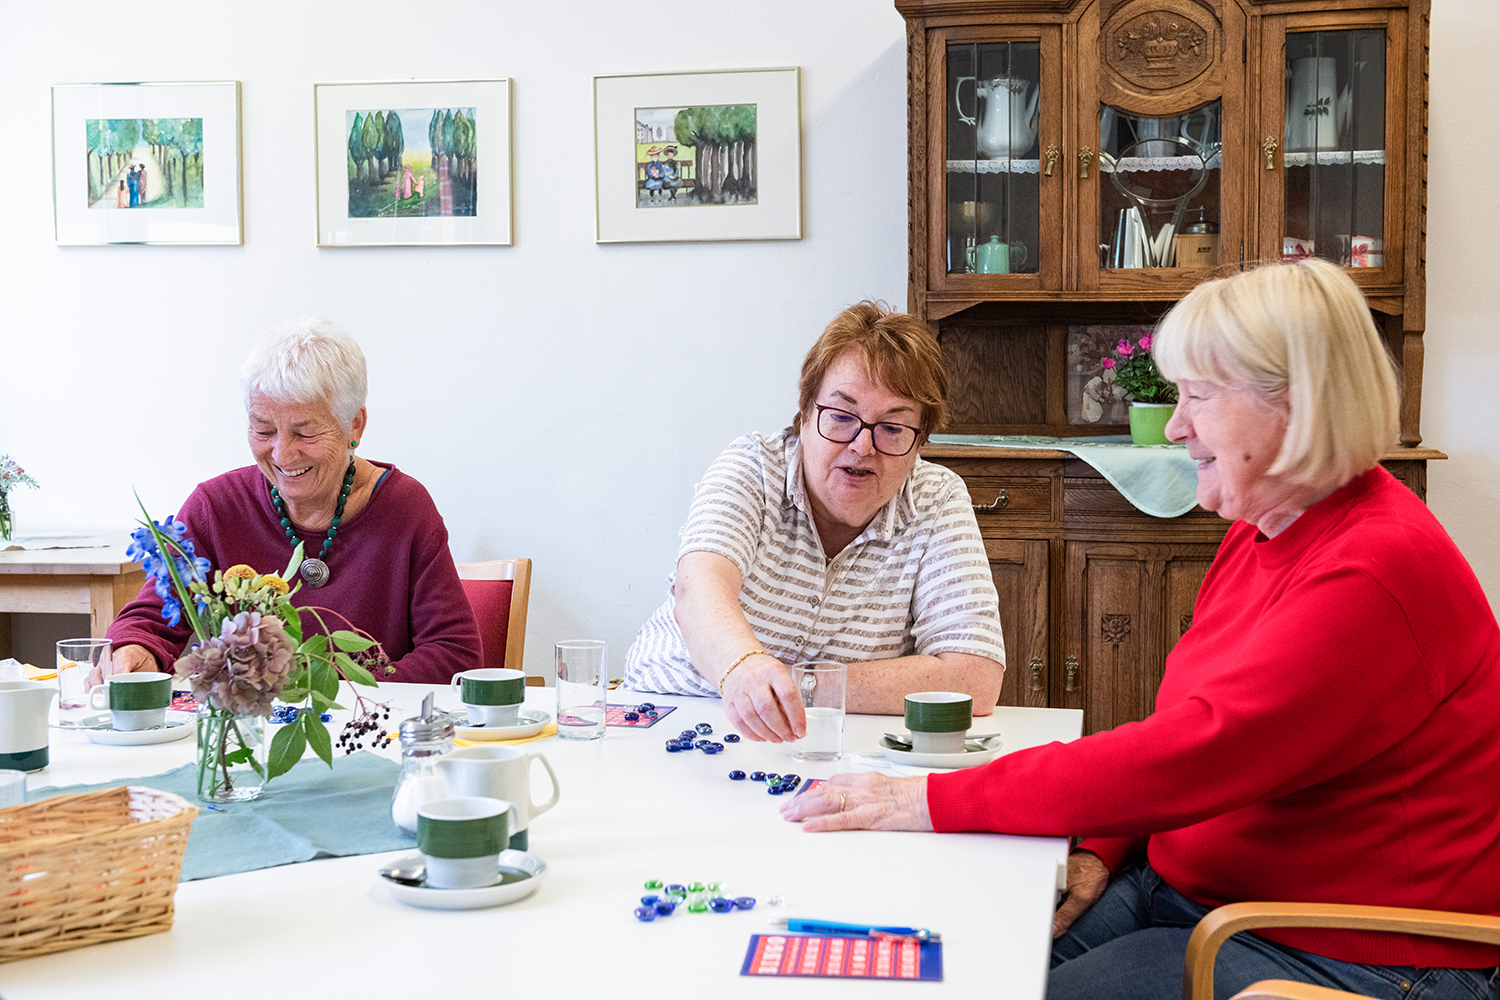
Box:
[299,558,330,589]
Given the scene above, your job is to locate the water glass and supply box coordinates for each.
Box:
[555,640,607,741]
[791,661,846,762]
[0,770,24,808]
[56,638,112,729]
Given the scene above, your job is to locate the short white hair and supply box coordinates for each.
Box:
[239,319,368,433]
[1152,259,1399,488]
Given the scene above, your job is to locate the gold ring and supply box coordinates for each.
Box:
[839,793,847,813]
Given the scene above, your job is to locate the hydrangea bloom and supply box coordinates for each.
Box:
[174,611,295,717]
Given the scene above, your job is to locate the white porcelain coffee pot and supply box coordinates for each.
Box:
[956,76,1041,160]
[0,681,58,772]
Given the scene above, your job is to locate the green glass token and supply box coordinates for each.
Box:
[688,901,709,913]
[644,879,664,890]
[708,881,725,893]
[688,881,706,892]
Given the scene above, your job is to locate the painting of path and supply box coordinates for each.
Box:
[347,107,476,218]
[86,118,203,209]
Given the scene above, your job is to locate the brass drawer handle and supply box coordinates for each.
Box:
[1029,657,1044,692]
[1064,655,1079,692]
[1262,136,1278,170]
[1044,144,1059,177]
[1078,146,1093,179]
[973,489,1009,511]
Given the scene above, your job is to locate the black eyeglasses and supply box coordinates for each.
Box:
[813,404,922,457]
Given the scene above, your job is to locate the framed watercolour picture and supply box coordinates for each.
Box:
[593,67,802,243]
[314,79,512,247]
[51,81,242,245]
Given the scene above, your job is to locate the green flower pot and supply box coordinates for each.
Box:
[1128,402,1175,447]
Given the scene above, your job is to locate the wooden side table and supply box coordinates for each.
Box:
[0,547,144,658]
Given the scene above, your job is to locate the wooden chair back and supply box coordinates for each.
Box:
[455,558,539,686]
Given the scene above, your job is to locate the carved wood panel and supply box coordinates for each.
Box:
[1095,0,1228,116]
[982,537,1050,709]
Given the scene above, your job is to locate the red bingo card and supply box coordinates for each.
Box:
[739,934,943,981]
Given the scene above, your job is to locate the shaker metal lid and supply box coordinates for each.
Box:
[399,691,456,743]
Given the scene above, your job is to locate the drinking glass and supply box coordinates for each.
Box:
[0,770,24,808]
[56,638,112,729]
[555,640,607,741]
[791,661,846,761]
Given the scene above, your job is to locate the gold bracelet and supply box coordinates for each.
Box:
[719,648,768,696]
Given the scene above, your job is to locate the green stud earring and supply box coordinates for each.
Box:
[350,439,359,447]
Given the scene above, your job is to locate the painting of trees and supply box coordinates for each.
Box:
[346,106,475,219]
[672,104,757,205]
[85,118,139,202]
[85,117,202,208]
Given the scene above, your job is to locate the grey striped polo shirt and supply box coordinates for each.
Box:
[623,429,1005,697]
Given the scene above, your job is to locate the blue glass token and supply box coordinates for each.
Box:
[644,710,659,718]
[701,745,720,754]
[729,770,746,780]
[666,883,687,896]
[665,742,682,752]
[624,711,639,721]
[641,894,660,905]
[734,896,757,910]
[696,723,713,735]
[768,784,785,795]
[750,771,766,781]
[633,906,657,922]
[782,773,800,783]
[723,733,740,743]
[708,897,735,913]
[694,739,711,748]
[636,702,655,712]
[654,900,676,916]
[679,730,697,741]
[764,773,781,783]
[711,742,724,751]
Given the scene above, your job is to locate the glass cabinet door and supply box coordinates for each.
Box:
[1282,29,1386,269]
[946,41,1042,276]
[1098,100,1223,270]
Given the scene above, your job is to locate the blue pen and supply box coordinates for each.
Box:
[768,917,938,942]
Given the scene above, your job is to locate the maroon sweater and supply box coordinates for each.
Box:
[928,468,1500,968]
[108,463,480,684]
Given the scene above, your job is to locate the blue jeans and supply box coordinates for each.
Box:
[1048,865,1498,1000]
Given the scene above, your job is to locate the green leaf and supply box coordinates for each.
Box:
[279,686,309,703]
[277,603,303,644]
[311,660,340,702]
[304,715,334,767]
[331,630,375,652]
[282,541,305,583]
[268,718,307,779]
[299,634,329,658]
[222,747,254,765]
[309,690,339,711]
[334,651,377,687]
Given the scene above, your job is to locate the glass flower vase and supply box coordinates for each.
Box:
[0,490,12,542]
[195,702,268,803]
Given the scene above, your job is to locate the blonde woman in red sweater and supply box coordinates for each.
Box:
[783,260,1500,1000]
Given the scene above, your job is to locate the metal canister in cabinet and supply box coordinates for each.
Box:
[1172,215,1220,267]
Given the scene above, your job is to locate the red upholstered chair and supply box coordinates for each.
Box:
[455,558,539,686]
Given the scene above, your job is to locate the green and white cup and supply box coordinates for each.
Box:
[450,668,526,727]
[904,691,973,754]
[89,671,172,731]
[417,796,518,889]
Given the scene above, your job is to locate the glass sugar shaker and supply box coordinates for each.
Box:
[391,692,455,835]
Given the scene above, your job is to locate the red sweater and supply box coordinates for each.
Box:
[108,463,481,684]
[928,468,1500,967]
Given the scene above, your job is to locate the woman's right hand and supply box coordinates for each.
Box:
[721,653,807,743]
[111,644,162,675]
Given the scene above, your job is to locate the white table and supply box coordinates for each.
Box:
[4,687,1081,998]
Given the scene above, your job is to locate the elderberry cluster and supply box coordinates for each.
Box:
[337,702,394,753]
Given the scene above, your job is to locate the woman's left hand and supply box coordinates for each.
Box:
[778,772,933,832]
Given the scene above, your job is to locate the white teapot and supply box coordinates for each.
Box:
[956,76,1041,160]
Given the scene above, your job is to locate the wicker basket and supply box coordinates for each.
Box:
[0,785,197,964]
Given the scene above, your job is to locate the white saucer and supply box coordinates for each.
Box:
[84,711,196,746]
[384,850,546,910]
[878,734,1003,769]
[454,708,550,742]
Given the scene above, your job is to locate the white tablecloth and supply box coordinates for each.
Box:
[5,685,1082,998]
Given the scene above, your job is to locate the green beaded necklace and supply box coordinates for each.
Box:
[270,460,355,589]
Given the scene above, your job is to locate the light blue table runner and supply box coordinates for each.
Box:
[928,434,1200,519]
[34,751,413,881]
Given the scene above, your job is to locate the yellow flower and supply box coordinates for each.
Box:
[258,574,291,595]
[224,565,257,581]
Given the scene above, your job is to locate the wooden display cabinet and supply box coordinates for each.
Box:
[898,0,1436,733]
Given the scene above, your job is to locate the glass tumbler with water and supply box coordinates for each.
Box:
[56,638,112,729]
[555,640,607,741]
[791,661,846,762]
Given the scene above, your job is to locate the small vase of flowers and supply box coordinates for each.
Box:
[0,456,39,542]
[130,507,393,803]
[1102,333,1178,447]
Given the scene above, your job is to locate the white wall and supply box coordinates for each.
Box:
[2,0,1495,681]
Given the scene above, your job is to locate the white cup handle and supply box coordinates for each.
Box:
[89,685,109,710]
[450,673,465,698]
[528,753,560,818]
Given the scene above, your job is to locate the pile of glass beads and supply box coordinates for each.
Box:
[633,879,758,921]
[269,705,332,725]
[622,702,659,723]
[727,770,801,794]
[664,722,741,754]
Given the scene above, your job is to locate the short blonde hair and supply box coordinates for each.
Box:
[239,319,368,434]
[793,301,948,442]
[1152,259,1398,487]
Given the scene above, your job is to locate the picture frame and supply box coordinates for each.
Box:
[593,67,802,243]
[313,79,512,247]
[1067,324,1152,425]
[50,81,243,245]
